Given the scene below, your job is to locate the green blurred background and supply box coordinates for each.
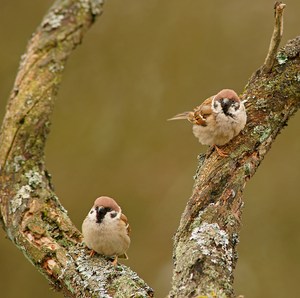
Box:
[1,0,300,297]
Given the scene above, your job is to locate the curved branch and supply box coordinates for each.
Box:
[1,1,299,297]
[169,17,300,298]
[0,0,153,297]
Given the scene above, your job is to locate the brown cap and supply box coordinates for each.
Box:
[93,196,121,212]
[215,89,240,102]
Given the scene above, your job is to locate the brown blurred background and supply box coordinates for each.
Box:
[1,1,300,297]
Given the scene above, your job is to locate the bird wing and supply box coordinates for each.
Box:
[120,213,131,235]
[192,96,213,126]
[168,96,214,126]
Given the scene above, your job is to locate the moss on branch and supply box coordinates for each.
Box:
[0,0,153,297]
[1,1,299,297]
[169,38,300,297]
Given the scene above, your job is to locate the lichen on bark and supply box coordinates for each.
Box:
[169,36,300,297]
[0,0,153,297]
[0,1,300,297]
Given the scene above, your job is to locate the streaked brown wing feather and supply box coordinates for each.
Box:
[120,213,131,235]
[168,111,190,121]
[193,96,213,126]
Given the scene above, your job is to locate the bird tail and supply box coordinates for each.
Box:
[119,253,128,259]
[168,111,192,121]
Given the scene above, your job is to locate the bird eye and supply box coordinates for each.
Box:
[90,210,94,214]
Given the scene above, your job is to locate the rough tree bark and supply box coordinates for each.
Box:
[0,0,153,297]
[0,1,299,297]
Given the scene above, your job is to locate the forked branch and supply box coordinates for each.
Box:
[169,2,300,297]
[0,1,299,298]
[262,1,286,73]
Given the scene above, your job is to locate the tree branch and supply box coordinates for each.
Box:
[262,1,286,73]
[169,3,300,297]
[0,0,153,297]
[0,1,299,297]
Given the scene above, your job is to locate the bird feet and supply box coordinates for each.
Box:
[111,256,118,266]
[89,249,96,257]
[88,250,118,266]
[214,145,229,157]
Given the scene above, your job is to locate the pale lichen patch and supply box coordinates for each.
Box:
[277,51,288,65]
[295,72,300,82]
[73,252,113,297]
[10,185,31,214]
[79,0,90,12]
[25,170,43,188]
[190,222,233,274]
[12,155,25,172]
[78,0,104,16]
[255,98,268,111]
[42,10,65,30]
[191,223,229,250]
[9,170,44,214]
[57,246,154,297]
[252,125,271,143]
[49,62,64,73]
[90,0,105,15]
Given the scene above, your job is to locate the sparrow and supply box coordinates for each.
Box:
[168,89,247,156]
[82,196,130,266]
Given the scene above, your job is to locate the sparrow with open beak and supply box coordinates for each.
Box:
[169,89,247,156]
[82,196,130,266]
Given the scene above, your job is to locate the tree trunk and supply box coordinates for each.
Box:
[0,1,299,297]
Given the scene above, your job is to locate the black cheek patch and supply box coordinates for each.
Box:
[110,212,117,219]
[96,206,112,224]
[234,103,240,110]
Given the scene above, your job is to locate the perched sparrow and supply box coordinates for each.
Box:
[82,196,130,265]
[169,89,247,156]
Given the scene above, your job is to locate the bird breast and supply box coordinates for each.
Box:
[82,214,130,257]
[192,106,247,146]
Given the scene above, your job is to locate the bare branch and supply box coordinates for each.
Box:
[262,2,286,73]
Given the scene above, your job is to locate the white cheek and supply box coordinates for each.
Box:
[230,105,244,116]
[229,106,237,115]
[103,211,121,223]
[87,208,96,220]
[212,101,222,113]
